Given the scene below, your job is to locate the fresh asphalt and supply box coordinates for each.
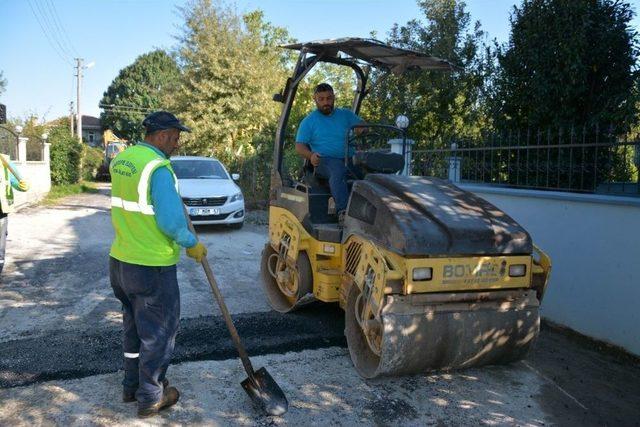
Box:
[0,305,346,389]
[1,185,639,425]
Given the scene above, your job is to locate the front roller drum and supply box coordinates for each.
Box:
[345,285,541,378]
[260,243,314,313]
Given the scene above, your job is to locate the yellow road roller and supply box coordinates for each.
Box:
[261,38,552,378]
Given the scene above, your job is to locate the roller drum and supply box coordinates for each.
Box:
[346,287,540,378]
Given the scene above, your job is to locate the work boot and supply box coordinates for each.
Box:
[123,378,169,403]
[338,210,346,226]
[137,386,180,418]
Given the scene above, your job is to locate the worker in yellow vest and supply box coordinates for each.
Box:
[0,154,29,274]
[109,111,207,418]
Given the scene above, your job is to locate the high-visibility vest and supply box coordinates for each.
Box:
[0,160,14,215]
[109,144,180,266]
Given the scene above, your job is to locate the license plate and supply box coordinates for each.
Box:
[190,207,220,216]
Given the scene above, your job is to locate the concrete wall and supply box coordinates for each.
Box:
[459,184,640,356]
[12,160,51,208]
[11,138,51,209]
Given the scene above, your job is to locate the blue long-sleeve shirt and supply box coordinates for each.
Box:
[138,142,197,249]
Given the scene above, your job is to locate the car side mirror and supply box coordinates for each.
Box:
[232,173,240,181]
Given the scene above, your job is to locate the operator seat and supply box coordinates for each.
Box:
[352,150,405,174]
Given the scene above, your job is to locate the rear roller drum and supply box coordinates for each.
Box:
[260,243,313,313]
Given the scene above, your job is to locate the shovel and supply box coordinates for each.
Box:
[184,210,288,416]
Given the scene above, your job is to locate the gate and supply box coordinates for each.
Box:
[0,125,18,161]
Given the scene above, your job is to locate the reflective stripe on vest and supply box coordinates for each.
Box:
[111,158,163,214]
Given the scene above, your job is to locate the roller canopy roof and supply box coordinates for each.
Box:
[282,37,456,74]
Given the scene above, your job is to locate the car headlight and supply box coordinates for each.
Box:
[229,192,243,203]
[412,267,432,281]
[509,264,527,277]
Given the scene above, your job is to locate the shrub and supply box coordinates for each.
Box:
[81,145,104,181]
[49,125,81,185]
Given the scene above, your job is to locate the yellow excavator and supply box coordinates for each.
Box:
[261,38,552,378]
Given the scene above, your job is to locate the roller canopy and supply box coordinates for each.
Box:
[282,38,456,74]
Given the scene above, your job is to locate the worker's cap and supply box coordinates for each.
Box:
[142,111,191,133]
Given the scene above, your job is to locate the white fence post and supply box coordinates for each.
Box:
[448,142,461,182]
[18,136,28,162]
[44,142,51,164]
[388,138,415,176]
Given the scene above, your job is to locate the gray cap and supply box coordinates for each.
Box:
[142,111,191,133]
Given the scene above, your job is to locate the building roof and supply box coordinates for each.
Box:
[82,115,102,129]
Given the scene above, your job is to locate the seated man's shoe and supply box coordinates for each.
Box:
[137,386,180,418]
[338,210,346,226]
[123,378,169,403]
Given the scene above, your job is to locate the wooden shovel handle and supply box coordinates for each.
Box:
[0,154,23,181]
[183,206,255,376]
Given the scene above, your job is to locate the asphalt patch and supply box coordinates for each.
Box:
[0,303,346,388]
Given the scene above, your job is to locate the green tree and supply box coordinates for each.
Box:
[100,50,181,142]
[494,0,640,130]
[171,1,290,161]
[362,0,493,147]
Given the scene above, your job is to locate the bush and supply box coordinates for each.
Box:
[81,145,104,181]
[49,126,81,185]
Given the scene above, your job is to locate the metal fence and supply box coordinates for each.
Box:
[26,138,45,161]
[0,126,18,161]
[412,125,640,196]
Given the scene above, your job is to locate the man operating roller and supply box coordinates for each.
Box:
[109,111,207,418]
[295,83,366,223]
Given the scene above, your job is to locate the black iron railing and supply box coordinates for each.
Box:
[26,139,45,161]
[412,126,639,196]
[0,126,18,161]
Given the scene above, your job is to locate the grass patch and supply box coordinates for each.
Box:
[41,182,99,205]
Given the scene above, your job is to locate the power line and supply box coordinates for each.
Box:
[99,104,156,112]
[33,0,74,59]
[27,0,72,66]
[43,0,79,57]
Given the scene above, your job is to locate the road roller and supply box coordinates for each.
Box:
[261,38,552,378]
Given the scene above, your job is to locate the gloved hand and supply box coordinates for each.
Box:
[18,180,29,192]
[186,242,207,263]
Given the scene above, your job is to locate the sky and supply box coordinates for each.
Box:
[0,0,638,122]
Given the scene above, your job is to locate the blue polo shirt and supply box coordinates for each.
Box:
[296,108,362,158]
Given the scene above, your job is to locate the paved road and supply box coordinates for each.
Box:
[0,186,638,426]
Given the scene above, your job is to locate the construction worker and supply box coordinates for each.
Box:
[0,154,29,274]
[295,83,366,224]
[109,111,207,418]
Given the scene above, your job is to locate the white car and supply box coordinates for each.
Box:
[171,156,245,228]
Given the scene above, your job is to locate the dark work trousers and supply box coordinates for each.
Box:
[0,214,7,275]
[315,157,350,212]
[315,157,363,212]
[109,256,180,405]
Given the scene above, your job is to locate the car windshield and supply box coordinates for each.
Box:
[171,159,229,179]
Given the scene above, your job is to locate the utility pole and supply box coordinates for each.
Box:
[69,101,75,137]
[75,58,83,143]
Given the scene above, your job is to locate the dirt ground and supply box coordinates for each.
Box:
[0,185,638,426]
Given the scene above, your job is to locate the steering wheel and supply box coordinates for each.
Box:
[347,131,383,149]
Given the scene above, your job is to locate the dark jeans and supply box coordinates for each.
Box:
[316,157,351,212]
[109,257,180,405]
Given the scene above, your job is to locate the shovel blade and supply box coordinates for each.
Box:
[241,367,288,416]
